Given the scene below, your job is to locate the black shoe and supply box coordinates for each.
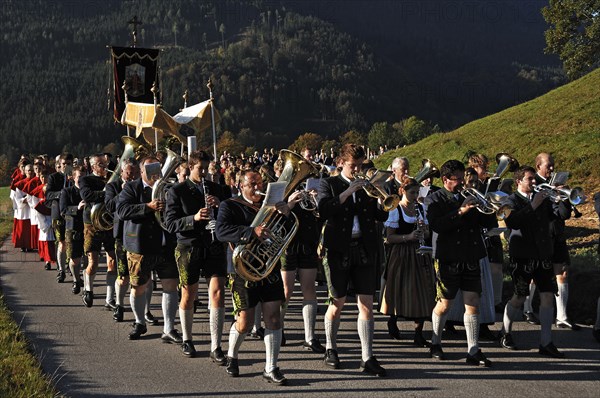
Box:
[500,333,518,350]
[466,349,492,367]
[263,367,287,385]
[113,305,124,322]
[444,324,458,334]
[387,318,401,340]
[556,319,581,331]
[181,340,196,358]
[82,290,94,308]
[225,356,239,377]
[323,349,340,369]
[56,271,65,283]
[414,332,431,348]
[479,325,497,342]
[250,326,265,339]
[539,342,565,358]
[494,303,505,314]
[210,347,226,365]
[145,312,158,326]
[72,281,81,295]
[104,300,117,311]
[524,312,540,325]
[303,339,326,353]
[128,323,147,340]
[430,344,445,360]
[193,299,202,313]
[360,356,386,377]
[161,329,183,344]
[45,262,52,270]
[592,328,600,343]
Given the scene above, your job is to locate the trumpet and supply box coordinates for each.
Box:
[354,170,400,212]
[534,183,586,205]
[460,187,512,220]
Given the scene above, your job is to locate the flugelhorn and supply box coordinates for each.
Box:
[460,187,512,220]
[534,183,586,206]
[354,170,400,212]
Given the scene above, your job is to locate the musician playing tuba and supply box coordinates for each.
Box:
[215,169,292,385]
[78,153,117,309]
[317,144,388,377]
[163,150,229,361]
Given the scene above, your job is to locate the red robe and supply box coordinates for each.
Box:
[12,177,32,249]
[31,185,55,264]
[24,177,41,250]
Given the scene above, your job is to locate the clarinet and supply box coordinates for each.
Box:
[415,202,432,255]
[202,178,217,242]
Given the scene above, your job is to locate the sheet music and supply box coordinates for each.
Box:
[144,162,162,180]
[419,186,430,199]
[485,227,507,237]
[305,178,320,192]
[264,182,287,206]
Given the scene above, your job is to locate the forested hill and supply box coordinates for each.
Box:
[1,0,563,165]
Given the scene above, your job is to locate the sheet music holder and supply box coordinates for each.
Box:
[144,162,162,181]
[550,171,569,186]
[305,178,320,192]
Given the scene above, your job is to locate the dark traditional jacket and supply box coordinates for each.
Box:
[317,174,388,255]
[105,179,124,240]
[426,187,496,262]
[45,171,67,220]
[165,179,228,247]
[79,174,106,224]
[504,191,569,260]
[116,178,167,255]
[59,185,83,234]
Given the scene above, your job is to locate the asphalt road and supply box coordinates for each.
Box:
[1,239,599,398]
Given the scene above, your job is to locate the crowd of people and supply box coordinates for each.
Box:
[7,143,600,386]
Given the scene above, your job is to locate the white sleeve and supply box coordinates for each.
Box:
[384,208,399,228]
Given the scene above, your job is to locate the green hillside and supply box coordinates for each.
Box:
[376,68,600,192]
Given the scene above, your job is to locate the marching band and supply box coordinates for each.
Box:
[6,142,599,386]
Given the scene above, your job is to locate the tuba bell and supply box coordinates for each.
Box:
[494,152,520,179]
[151,148,183,230]
[90,136,151,231]
[232,149,321,282]
[414,159,440,184]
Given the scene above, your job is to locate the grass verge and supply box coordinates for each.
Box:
[0,186,59,397]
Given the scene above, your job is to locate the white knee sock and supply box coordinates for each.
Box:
[503,302,520,334]
[105,271,117,303]
[162,291,178,334]
[555,282,568,323]
[209,307,225,351]
[464,313,480,355]
[264,328,282,372]
[357,319,374,361]
[130,291,146,325]
[227,322,247,359]
[115,279,128,306]
[523,283,536,314]
[324,317,340,350]
[431,310,448,345]
[180,308,194,342]
[302,300,318,343]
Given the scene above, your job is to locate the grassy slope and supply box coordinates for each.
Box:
[375,68,600,192]
[0,186,58,397]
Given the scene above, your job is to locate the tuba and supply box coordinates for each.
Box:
[90,136,151,231]
[232,149,320,282]
[151,148,183,230]
[414,159,440,183]
[493,153,519,179]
